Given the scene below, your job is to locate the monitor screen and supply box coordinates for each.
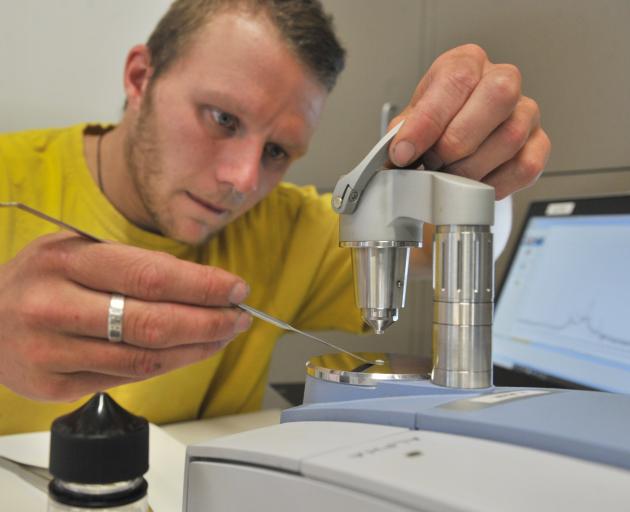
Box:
[493,198,630,393]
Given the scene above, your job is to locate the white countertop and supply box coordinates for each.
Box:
[0,409,282,512]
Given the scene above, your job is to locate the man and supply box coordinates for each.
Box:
[0,0,549,434]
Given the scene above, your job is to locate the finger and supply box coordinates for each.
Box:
[430,63,522,166]
[482,128,551,200]
[447,96,540,181]
[57,239,250,305]
[389,45,486,167]
[35,283,252,347]
[46,336,231,379]
[121,299,251,348]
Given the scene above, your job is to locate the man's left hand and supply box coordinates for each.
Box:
[388,44,551,199]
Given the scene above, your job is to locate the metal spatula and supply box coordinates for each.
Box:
[0,201,383,366]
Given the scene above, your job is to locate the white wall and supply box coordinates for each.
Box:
[0,0,171,131]
[285,0,426,189]
[4,1,629,176]
[421,0,630,174]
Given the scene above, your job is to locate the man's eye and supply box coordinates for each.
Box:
[210,108,238,131]
[264,143,287,161]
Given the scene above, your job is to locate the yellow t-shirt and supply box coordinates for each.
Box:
[0,124,363,434]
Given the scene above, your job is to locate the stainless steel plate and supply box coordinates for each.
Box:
[306,352,432,386]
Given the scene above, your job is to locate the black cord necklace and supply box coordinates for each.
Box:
[96,132,105,194]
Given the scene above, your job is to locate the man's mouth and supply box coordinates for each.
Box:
[186,192,229,215]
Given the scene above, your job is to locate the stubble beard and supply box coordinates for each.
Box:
[124,93,178,239]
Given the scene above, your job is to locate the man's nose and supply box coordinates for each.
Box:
[214,138,261,196]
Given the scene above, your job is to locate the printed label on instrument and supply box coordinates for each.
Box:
[545,202,575,216]
[439,389,556,411]
[468,389,551,404]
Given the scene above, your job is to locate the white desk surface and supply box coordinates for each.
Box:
[0,409,282,512]
[162,409,281,445]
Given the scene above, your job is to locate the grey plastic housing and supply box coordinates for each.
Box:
[338,169,495,243]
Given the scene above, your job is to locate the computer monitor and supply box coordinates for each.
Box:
[493,194,630,393]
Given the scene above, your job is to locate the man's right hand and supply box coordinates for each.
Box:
[0,232,252,402]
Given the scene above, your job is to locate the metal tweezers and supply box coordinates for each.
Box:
[0,201,382,366]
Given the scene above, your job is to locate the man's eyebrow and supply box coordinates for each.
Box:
[196,89,246,116]
[196,89,310,154]
[274,138,307,153]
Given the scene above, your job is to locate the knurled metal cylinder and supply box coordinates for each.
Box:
[431,225,494,389]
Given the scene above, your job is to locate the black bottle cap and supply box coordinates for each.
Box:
[49,392,149,484]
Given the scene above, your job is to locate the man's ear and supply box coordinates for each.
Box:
[123,45,154,112]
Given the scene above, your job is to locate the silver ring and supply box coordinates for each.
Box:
[107,293,125,342]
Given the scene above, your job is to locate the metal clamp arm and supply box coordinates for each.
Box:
[331,121,404,214]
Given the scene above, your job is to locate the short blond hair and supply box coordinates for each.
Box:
[146,0,346,91]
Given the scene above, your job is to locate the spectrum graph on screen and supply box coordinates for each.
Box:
[494,215,630,393]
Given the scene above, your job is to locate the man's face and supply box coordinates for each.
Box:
[126,11,327,244]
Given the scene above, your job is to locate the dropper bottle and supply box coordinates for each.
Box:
[47,392,149,511]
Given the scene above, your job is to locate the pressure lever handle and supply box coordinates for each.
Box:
[331,121,404,214]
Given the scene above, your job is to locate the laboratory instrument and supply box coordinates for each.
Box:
[184,123,630,512]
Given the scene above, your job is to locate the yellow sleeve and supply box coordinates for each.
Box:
[283,190,366,334]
